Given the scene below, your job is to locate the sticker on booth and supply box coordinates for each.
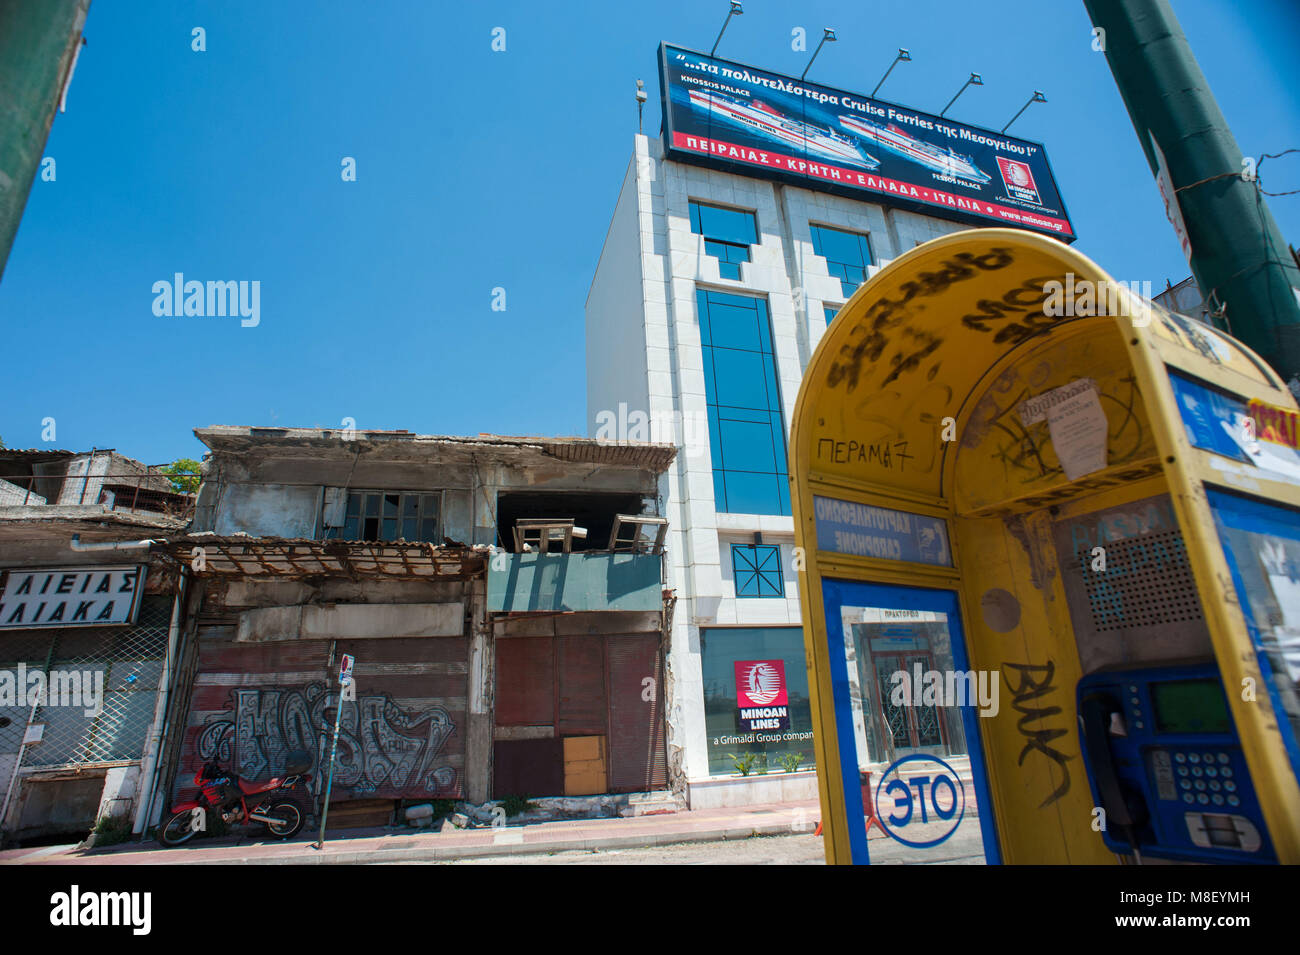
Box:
[1018,378,1109,481]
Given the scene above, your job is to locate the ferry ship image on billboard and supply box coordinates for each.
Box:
[837,115,992,184]
[687,90,880,170]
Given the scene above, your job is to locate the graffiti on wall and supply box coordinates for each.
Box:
[1002,660,1072,809]
[196,681,458,796]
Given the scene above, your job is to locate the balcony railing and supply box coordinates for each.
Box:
[0,472,198,521]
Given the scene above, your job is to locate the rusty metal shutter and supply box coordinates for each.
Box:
[495,636,554,726]
[557,635,606,736]
[334,636,467,799]
[606,634,667,792]
[178,631,467,801]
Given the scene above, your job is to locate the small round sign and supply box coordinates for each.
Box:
[874,753,966,848]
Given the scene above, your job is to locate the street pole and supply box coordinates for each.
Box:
[315,687,344,849]
[1083,0,1300,381]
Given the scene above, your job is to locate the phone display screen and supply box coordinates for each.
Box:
[1151,679,1231,735]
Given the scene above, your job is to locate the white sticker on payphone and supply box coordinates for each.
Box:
[1018,378,1109,481]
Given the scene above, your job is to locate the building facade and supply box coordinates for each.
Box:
[587,132,994,807]
[0,449,193,845]
[153,427,675,831]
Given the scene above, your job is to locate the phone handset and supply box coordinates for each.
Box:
[1080,692,1150,859]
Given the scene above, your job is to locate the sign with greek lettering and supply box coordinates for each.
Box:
[0,565,146,629]
[814,496,952,566]
[659,43,1074,240]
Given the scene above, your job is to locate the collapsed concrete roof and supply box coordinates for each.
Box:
[195,426,678,474]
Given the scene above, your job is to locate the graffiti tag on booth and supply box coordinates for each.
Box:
[735,660,790,731]
[874,753,966,848]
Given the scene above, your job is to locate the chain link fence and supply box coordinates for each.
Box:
[0,596,170,792]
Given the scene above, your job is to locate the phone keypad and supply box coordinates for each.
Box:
[1151,748,1240,802]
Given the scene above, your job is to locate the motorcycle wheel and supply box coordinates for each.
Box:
[262,800,305,840]
[156,808,203,848]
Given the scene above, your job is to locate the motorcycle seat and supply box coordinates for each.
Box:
[238,776,284,796]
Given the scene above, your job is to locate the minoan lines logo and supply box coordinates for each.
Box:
[735,660,789,730]
[996,156,1041,204]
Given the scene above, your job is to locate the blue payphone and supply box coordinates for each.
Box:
[1077,661,1275,863]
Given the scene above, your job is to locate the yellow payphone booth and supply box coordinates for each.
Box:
[791,228,1300,865]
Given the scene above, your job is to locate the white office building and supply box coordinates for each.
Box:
[586,131,978,807]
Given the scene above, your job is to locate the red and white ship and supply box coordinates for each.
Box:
[688,90,879,169]
[838,115,992,183]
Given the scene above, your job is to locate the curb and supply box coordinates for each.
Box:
[174,821,801,865]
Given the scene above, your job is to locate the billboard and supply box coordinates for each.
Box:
[659,44,1075,241]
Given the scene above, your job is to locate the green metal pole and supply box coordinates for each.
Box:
[1083,0,1300,380]
[0,0,90,280]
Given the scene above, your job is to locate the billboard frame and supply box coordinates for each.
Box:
[658,43,1076,242]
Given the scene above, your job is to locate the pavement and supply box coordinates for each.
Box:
[0,798,974,866]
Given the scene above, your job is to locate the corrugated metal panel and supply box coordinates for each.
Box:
[494,636,554,726]
[177,629,467,801]
[558,635,605,736]
[606,634,667,793]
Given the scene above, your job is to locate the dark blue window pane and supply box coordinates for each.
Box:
[811,224,873,299]
[698,290,788,515]
[701,299,762,351]
[692,202,757,279]
[733,544,784,598]
[824,305,840,325]
[709,349,772,409]
[717,418,780,473]
[703,240,750,280]
[691,201,758,245]
[720,472,785,515]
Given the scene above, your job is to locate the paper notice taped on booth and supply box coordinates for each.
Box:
[1018,379,1109,480]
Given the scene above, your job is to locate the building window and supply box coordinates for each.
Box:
[697,289,790,515]
[732,543,784,597]
[824,305,841,326]
[701,627,816,776]
[690,201,758,280]
[327,490,441,542]
[810,224,873,298]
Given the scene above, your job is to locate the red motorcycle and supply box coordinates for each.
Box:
[156,750,313,847]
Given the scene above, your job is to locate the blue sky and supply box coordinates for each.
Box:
[1,0,1297,465]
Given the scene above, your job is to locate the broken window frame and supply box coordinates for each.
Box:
[512,519,577,554]
[324,489,442,543]
[608,514,668,554]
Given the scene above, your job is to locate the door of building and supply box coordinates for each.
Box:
[870,649,948,760]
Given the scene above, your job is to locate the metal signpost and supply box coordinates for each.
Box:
[315,652,354,849]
